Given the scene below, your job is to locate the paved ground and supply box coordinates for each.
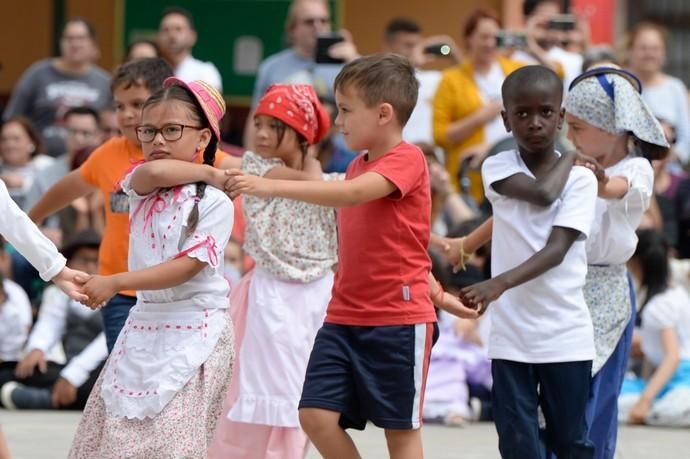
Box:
[1,410,687,458]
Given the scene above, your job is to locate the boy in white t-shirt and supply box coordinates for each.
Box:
[460,66,597,458]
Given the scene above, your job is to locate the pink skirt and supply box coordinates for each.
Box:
[208,268,332,459]
[68,319,234,459]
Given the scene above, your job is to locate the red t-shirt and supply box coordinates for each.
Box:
[325,142,435,326]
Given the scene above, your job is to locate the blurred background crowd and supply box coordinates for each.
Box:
[0,0,689,430]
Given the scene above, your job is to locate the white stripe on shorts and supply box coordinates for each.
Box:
[410,323,429,429]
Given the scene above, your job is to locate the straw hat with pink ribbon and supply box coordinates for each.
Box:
[163,77,226,140]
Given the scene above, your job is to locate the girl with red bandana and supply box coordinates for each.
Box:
[209,84,336,459]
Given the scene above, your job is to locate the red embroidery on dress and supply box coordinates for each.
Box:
[174,235,219,267]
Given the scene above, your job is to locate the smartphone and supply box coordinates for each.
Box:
[548,14,577,31]
[315,33,345,64]
[495,31,527,49]
[423,43,452,57]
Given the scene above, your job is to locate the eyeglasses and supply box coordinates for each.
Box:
[135,124,202,142]
[300,17,330,27]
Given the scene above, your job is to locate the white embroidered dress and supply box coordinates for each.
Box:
[100,172,234,419]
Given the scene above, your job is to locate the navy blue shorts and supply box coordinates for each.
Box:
[298,322,438,430]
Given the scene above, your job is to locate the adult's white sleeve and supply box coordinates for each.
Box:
[0,179,66,280]
[60,333,107,388]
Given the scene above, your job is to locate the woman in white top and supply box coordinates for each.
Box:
[619,229,690,427]
[68,78,235,458]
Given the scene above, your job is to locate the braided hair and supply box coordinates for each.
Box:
[633,229,671,325]
[141,85,217,238]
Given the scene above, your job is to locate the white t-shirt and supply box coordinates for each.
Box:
[587,156,654,265]
[482,150,597,363]
[175,55,223,92]
[0,279,32,362]
[640,285,690,367]
[474,62,507,147]
[403,70,442,145]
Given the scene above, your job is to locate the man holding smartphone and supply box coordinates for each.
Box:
[382,17,459,145]
[243,0,359,149]
[512,0,585,90]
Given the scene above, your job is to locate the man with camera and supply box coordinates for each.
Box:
[511,0,586,90]
[243,0,359,149]
[382,17,460,145]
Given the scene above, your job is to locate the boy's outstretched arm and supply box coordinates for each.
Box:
[78,256,206,309]
[263,156,323,180]
[492,150,577,206]
[28,170,96,224]
[224,169,396,208]
[460,226,581,314]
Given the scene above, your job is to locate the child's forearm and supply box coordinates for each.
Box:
[494,150,576,206]
[264,157,322,181]
[493,226,580,292]
[265,172,395,208]
[111,256,206,292]
[640,329,680,403]
[130,160,220,195]
[599,176,629,200]
[465,218,493,253]
[640,355,679,404]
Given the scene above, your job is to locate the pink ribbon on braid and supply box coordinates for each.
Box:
[174,235,219,267]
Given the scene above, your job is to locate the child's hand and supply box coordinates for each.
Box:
[460,278,507,315]
[438,293,479,319]
[224,169,272,199]
[208,167,231,191]
[51,377,78,408]
[628,398,651,425]
[575,152,607,183]
[81,275,118,310]
[52,267,89,303]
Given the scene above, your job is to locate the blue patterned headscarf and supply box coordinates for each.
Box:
[564,71,669,148]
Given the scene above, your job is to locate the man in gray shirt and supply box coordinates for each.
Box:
[243,0,359,148]
[3,18,111,157]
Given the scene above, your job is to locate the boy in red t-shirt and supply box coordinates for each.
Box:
[225,54,478,458]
